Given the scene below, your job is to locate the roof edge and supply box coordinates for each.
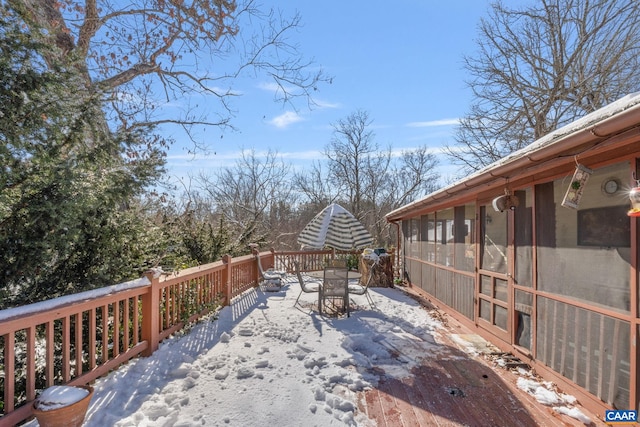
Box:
[387,92,640,221]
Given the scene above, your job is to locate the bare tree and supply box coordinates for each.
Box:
[292,161,334,208]
[447,0,640,173]
[366,147,439,246]
[323,110,439,246]
[9,0,328,153]
[198,149,295,250]
[325,109,377,218]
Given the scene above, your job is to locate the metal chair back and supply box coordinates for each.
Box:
[293,260,321,310]
[322,267,349,316]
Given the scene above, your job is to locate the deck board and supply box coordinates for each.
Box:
[359,287,608,427]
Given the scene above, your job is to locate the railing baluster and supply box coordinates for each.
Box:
[89,308,96,370]
[133,295,140,346]
[62,316,70,383]
[123,297,130,352]
[75,313,83,377]
[101,305,109,364]
[26,326,36,401]
[45,321,54,387]
[168,286,173,327]
[5,332,15,413]
[113,301,120,358]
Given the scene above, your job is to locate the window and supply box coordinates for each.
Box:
[480,204,507,274]
[536,161,630,311]
[454,204,475,272]
[435,209,454,266]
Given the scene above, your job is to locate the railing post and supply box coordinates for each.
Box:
[222,254,232,306]
[248,244,260,288]
[141,270,160,357]
[269,247,277,270]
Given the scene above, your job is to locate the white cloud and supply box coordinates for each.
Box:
[406,118,459,127]
[311,98,341,109]
[257,82,281,93]
[280,149,324,161]
[388,145,444,159]
[268,111,304,128]
[257,81,298,95]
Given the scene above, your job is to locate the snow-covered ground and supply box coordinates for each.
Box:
[25,276,593,426]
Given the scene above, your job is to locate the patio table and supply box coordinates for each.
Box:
[304,270,362,280]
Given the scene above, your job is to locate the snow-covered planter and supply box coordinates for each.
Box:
[33,385,93,427]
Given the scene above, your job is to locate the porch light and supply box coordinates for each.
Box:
[492,189,519,212]
[561,163,592,209]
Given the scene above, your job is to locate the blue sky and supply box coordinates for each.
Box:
[164,1,496,183]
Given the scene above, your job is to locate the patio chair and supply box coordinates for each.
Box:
[348,270,375,309]
[256,254,286,291]
[321,266,350,317]
[293,260,322,310]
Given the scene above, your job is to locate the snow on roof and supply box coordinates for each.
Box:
[472,91,640,174]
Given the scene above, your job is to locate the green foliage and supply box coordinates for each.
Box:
[180,216,232,265]
[0,11,165,308]
[146,198,236,271]
[346,254,359,270]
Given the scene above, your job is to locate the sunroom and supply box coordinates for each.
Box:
[387,92,640,415]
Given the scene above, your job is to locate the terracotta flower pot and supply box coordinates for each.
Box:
[33,385,93,427]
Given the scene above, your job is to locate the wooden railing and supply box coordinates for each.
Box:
[271,249,361,272]
[0,249,360,426]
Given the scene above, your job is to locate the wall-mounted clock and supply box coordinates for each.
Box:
[602,178,620,195]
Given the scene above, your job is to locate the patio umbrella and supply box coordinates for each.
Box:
[297,203,373,250]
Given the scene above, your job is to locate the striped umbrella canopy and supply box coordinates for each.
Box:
[297,203,373,250]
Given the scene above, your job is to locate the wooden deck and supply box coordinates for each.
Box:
[358,287,608,427]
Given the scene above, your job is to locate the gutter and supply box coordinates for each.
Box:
[387,95,640,221]
[390,220,401,279]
